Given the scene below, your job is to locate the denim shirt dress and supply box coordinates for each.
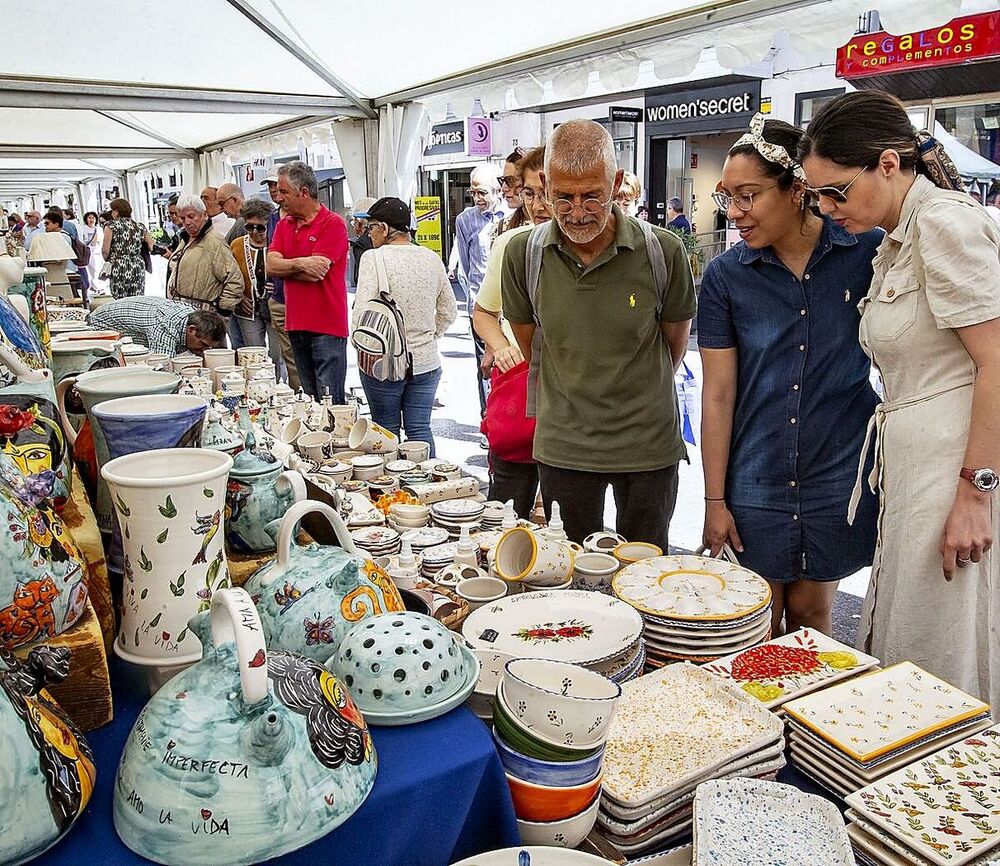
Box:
[697,217,881,583]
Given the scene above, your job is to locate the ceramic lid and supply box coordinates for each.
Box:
[230,422,280,478]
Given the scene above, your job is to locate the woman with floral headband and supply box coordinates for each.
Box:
[699,114,882,638]
[800,91,1000,705]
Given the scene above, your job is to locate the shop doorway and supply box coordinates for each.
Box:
[648,138,688,228]
[425,169,471,264]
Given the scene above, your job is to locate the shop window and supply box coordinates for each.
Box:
[795,88,846,127]
[937,103,1000,165]
[597,119,637,173]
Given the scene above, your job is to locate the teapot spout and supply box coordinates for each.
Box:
[243,706,293,766]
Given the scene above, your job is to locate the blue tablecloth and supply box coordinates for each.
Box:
[36,659,520,866]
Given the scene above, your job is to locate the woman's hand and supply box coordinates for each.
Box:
[940,485,993,581]
[702,501,744,557]
[492,343,524,373]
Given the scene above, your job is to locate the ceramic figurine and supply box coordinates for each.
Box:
[0,255,46,373]
[103,448,233,672]
[8,265,53,362]
[0,645,96,865]
[113,587,377,866]
[244,500,405,663]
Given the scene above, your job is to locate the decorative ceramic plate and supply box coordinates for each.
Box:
[702,627,879,709]
[789,744,860,798]
[847,821,925,866]
[612,555,771,621]
[432,499,485,518]
[784,662,991,763]
[400,526,450,548]
[462,590,643,667]
[642,605,773,633]
[601,663,784,807]
[420,542,459,563]
[628,845,693,866]
[693,778,853,866]
[846,726,1000,866]
[644,618,771,650]
[845,811,1000,866]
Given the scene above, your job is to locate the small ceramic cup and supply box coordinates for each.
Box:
[348,417,399,454]
[572,552,620,594]
[523,574,573,592]
[613,541,663,565]
[202,348,236,370]
[330,404,359,437]
[278,417,303,446]
[398,440,431,463]
[351,454,386,482]
[296,430,334,462]
[456,576,507,611]
[494,527,575,586]
[211,364,243,392]
[237,346,268,368]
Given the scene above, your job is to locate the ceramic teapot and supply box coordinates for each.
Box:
[113,587,377,866]
[225,420,306,554]
[0,645,96,865]
[200,400,242,455]
[244,500,405,663]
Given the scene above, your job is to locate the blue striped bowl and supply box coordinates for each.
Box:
[492,728,604,787]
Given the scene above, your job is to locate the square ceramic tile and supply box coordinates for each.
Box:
[693,778,853,866]
[847,812,1000,866]
[783,662,990,763]
[702,627,879,709]
[602,663,783,808]
[789,743,863,798]
[846,725,1000,866]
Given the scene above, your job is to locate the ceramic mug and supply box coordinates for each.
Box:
[494,527,575,585]
[330,403,358,438]
[348,417,398,454]
[456,576,508,611]
[236,346,268,368]
[398,440,431,463]
[296,430,334,462]
[211,364,243,393]
[351,454,385,482]
[202,348,236,370]
[572,552,620,594]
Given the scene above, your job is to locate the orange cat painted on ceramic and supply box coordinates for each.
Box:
[0,577,60,647]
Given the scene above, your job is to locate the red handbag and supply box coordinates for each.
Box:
[481,361,536,463]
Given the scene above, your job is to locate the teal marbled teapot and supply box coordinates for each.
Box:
[113,587,377,866]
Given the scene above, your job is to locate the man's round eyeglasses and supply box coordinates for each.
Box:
[711,185,778,213]
[551,197,612,216]
[804,166,868,204]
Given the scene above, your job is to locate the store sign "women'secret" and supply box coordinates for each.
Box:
[644,81,761,135]
[646,93,752,123]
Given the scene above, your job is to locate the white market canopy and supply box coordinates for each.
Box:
[0,0,988,201]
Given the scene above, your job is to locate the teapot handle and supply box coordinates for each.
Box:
[276,499,360,570]
[210,587,269,707]
[0,342,52,385]
[275,469,307,504]
[55,375,80,447]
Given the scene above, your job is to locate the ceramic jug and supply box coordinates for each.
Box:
[0,448,89,651]
[102,448,233,671]
[113,587,377,866]
[0,645,96,865]
[8,264,53,362]
[244,500,405,663]
[225,405,305,553]
[56,367,181,534]
[0,341,72,509]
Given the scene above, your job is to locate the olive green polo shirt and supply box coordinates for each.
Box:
[501,208,697,473]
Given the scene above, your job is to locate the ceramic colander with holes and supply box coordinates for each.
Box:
[328,612,480,726]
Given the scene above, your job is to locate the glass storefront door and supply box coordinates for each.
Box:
[647,138,687,228]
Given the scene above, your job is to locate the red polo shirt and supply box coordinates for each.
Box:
[270,205,349,336]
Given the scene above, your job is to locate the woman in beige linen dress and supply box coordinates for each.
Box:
[800,91,1000,707]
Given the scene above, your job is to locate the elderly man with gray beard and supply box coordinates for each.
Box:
[502,119,697,549]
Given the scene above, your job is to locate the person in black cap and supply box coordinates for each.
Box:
[351,197,457,456]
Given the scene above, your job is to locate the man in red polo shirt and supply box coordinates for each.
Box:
[267,161,350,401]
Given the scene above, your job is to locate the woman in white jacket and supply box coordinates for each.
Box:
[352,197,457,456]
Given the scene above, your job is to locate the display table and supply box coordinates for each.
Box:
[37,658,520,866]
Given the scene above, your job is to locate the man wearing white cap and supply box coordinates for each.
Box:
[349,196,377,287]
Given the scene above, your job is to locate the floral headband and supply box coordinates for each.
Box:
[731,113,807,182]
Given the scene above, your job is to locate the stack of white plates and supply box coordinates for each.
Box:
[612,554,771,666]
[420,541,459,579]
[784,661,993,799]
[431,499,485,538]
[597,663,785,857]
[399,525,450,555]
[479,501,506,531]
[845,724,1000,866]
[349,525,401,557]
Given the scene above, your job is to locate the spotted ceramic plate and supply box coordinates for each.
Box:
[350,526,400,546]
[420,541,459,564]
[462,589,643,667]
[612,555,771,621]
[400,526,450,548]
[432,499,485,518]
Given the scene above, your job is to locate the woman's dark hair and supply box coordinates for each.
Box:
[505,147,527,166]
[109,197,132,218]
[798,91,921,174]
[500,146,545,233]
[43,211,64,227]
[83,211,99,224]
[729,119,805,192]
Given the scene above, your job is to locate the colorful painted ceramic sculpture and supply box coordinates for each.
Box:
[8,265,52,362]
[113,587,377,866]
[0,645,96,865]
[0,450,88,650]
[244,500,405,663]
[0,257,46,372]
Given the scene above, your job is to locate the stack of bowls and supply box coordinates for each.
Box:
[493,658,620,849]
[480,501,506,531]
[388,502,430,530]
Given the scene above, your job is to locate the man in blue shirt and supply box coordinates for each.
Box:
[455,163,503,414]
[666,198,692,234]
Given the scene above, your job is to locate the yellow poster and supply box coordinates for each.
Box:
[414,196,443,255]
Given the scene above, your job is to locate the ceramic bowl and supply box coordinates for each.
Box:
[467,649,516,719]
[517,791,601,848]
[613,541,663,565]
[572,552,620,593]
[330,612,474,714]
[503,658,621,749]
[390,503,431,521]
[583,531,627,553]
[522,574,573,592]
[493,682,602,762]
[505,771,604,822]
[456,576,507,611]
[351,454,385,482]
[492,729,604,787]
[451,848,610,866]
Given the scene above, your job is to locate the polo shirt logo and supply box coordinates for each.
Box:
[629,293,636,308]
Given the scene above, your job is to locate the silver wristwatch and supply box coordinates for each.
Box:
[960,467,1000,492]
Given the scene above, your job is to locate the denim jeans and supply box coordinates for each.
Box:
[289,331,347,402]
[359,368,442,457]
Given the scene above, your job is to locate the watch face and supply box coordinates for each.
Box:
[976,469,1000,491]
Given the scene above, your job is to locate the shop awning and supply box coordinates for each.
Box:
[935,121,1000,180]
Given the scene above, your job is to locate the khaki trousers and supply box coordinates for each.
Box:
[267,298,300,390]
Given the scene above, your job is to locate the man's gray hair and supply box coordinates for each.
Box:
[544,120,617,184]
[668,197,684,213]
[240,198,273,221]
[176,194,206,213]
[470,163,500,189]
[278,161,318,199]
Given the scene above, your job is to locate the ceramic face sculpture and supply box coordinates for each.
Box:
[0,645,96,865]
[113,588,377,866]
[244,500,405,663]
[0,451,88,650]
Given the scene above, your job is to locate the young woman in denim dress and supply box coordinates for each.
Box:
[698,115,881,637]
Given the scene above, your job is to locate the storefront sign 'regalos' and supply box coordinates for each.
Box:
[644,80,761,136]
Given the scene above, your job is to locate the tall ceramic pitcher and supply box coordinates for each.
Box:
[102,448,233,674]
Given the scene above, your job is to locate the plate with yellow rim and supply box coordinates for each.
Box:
[611,555,771,621]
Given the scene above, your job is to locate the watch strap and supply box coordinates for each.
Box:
[960,467,976,483]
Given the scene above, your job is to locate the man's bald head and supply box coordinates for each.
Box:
[216,183,245,219]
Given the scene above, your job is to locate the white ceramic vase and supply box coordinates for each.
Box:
[103,448,234,669]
